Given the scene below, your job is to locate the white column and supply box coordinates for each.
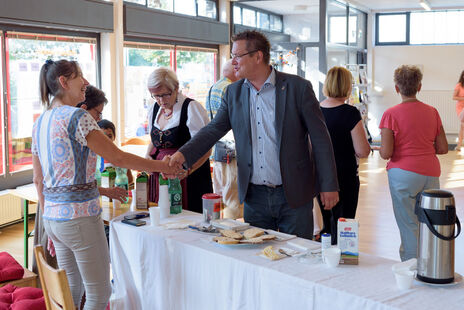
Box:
[100,0,125,146]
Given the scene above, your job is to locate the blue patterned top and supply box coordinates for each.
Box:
[32,104,101,221]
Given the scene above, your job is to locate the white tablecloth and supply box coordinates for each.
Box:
[109,211,464,310]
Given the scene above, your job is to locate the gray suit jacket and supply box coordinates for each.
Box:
[179,70,338,209]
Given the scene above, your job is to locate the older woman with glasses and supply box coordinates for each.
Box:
[145,67,213,213]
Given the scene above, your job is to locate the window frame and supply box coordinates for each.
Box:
[124,0,219,21]
[375,12,411,46]
[0,25,100,190]
[232,3,283,33]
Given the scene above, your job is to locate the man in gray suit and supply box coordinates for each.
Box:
[170,30,338,239]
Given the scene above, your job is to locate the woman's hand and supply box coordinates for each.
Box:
[47,236,56,257]
[158,156,184,178]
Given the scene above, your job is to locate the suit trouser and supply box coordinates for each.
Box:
[44,215,111,310]
[387,168,439,261]
[244,184,313,239]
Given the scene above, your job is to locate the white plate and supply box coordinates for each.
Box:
[210,237,270,248]
[414,272,463,287]
[211,219,250,231]
[264,230,297,241]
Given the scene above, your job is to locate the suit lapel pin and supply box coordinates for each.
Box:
[281,86,285,91]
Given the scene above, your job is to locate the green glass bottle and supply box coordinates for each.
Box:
[168,178,182,214]
[115,167,129,203]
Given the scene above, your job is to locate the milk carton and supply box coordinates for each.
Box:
[337,218,359,265]
[135,172,149,209]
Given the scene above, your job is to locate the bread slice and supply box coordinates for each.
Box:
[213,236,240,244]
[243,228,265,240]
[259,234,276,241]
[220,229,243,240]
[239,237,264,244]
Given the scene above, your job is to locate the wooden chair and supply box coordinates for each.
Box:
[34,245,75,310]
[121,136,150,146]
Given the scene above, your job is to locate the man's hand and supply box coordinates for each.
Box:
[47,236,56,257]
[158,156,184,177]
[320,191,339,210]
[103,186,128,203]
[169,152,186,169]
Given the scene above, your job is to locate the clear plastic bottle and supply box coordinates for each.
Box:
[95,155,102,187]
[168,178,182,214]
[115,167,129,203]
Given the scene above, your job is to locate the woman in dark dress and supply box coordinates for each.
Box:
[318,66,371,244]
[145,67,213,213]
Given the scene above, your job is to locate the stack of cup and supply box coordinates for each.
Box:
[149,206,160,227]
[158,183,170,219]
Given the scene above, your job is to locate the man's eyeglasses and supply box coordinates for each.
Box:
[151,92,172,100]
[230,50,258,60]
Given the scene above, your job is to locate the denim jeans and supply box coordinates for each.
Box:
[44,215,111,310]
[244,184,313,239]
[387,168,440,261]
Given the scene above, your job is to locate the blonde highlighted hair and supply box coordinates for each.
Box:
[323,66,353,98]
[394,65,423,97]
[147,67,179,92]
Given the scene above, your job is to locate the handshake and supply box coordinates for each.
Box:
[158,151,188,180]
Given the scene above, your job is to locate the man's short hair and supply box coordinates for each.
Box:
[394,65,423,97]
[232,30,271,65]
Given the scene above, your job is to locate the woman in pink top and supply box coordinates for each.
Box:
[453,70,464,150]
[379,65,448,261]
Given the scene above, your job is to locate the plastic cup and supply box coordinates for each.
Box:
[113,199,121,210]
[149,207,160,226]
[394,269,415,290]
[323,247,341,268]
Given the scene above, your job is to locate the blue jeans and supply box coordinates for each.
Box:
[244,184,313,239]
[387,168,440,261]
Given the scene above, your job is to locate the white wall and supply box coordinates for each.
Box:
[283,13,319,42]
[368,44,463,141]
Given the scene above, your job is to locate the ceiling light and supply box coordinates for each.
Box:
[419,0,431,11]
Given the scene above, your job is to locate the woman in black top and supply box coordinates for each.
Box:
[319,66,371,244]
[145,67,213,213]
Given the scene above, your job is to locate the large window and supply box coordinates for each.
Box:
[376,10,464,45]
[410,10,464,44]
[126,0,218,20]
[123,42,216,140]
[233,4,283,33]
[376,13,409,45]
[5,32,97,173]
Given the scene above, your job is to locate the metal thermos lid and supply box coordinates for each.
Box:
[421,189,453,198]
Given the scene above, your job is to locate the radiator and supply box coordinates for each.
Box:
[421,90,459,135]
[0,192,37,226]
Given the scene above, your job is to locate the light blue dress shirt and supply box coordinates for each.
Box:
[246,68,282,187]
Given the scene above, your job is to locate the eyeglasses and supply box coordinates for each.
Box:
[230,50,258,60]
[151,92,172,100]
[91,108,103,119]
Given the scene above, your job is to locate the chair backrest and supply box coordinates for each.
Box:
[34,246,75,310]
[121,136,150,146]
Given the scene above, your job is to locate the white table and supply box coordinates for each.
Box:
[109,211,464,310]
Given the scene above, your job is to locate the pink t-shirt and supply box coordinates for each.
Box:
[379,101,442,177]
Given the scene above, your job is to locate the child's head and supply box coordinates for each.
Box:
[98,119,116,141]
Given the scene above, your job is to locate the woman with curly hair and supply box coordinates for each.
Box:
[379,65,448,261]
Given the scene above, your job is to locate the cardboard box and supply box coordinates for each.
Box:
[337,218,359,265]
